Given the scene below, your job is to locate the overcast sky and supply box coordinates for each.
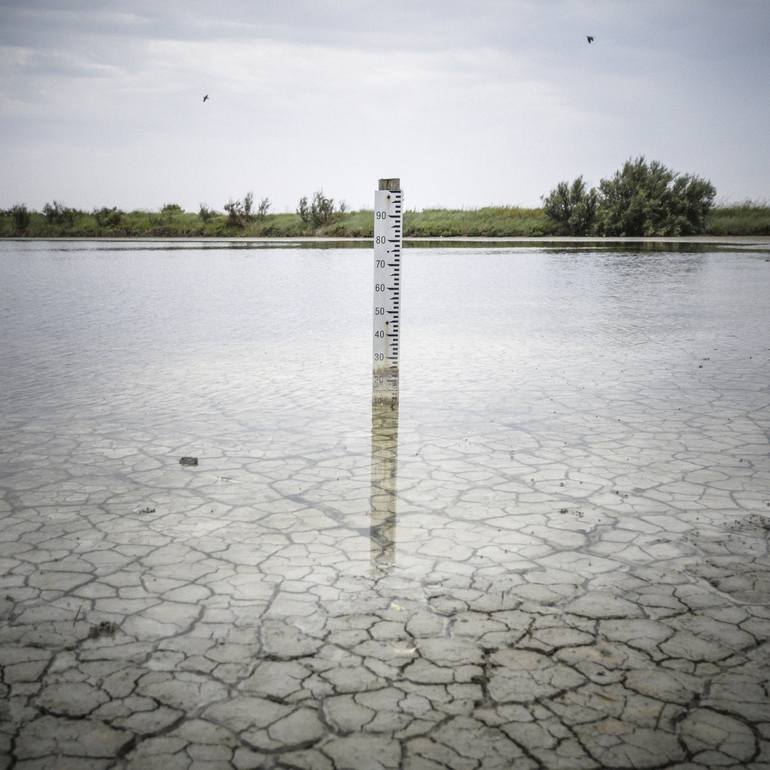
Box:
[1,0,768,212]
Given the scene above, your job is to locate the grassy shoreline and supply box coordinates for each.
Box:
[2,203,768,239]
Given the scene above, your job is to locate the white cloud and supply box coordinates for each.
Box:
[0,0,768,209]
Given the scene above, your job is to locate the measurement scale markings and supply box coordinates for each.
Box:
[373,179,402,398]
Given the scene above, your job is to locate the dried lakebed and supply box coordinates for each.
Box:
[0,242,769,769]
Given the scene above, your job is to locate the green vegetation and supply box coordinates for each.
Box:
[542,177,597,236]
[1,187,768,239]
[9,204,31,234]
[543,157,717,236]
[297,190,345,228]
[706,201,770,236]
[404,207,551,237]
[0,203,553,238]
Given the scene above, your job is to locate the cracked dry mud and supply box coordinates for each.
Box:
[1,245,770,769]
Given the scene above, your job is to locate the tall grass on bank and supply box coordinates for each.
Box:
[1,203,769,238]
[706,202,770,236]
[405,207,551,237]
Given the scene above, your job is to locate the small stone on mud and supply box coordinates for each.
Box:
[87,620,119,639]
[179,456,199,466]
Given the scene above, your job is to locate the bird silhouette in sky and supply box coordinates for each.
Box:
[586,35,595,44]
[203,94,209,102]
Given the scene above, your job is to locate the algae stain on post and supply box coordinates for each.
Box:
[369,400,399,570]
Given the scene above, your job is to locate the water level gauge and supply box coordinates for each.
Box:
[372,178,402,402]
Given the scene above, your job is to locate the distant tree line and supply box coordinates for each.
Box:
[542,157,716,236]
[2,172,768,237]
[0,189,353,237]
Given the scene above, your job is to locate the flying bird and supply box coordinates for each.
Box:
[586,35,595,44]
[203,94,209,102]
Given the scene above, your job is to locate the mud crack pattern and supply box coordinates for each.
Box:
[1,245,770,769]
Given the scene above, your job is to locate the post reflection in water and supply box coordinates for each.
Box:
[369,380,399,572]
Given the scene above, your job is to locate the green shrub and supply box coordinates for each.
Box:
[543,157,716,236]
[596,157,715,236]
[224,199,245,227]
[224,194,267,227]
[542,177,597,235]
[93,207,123,228]
[10,204,31,233]
[296,196,310,224]
[297,190,340,228]
[242,192,254,220]
[257,197,270,219]
[42,200,77,226]
[310,191,335,226]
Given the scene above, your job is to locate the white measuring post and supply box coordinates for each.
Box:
[372,178,402,403]
[370,178,401,570]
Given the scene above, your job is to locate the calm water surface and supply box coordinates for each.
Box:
[2,241,770,767]
[2,240,768,564]
[2,242,768,447]
[0,242,770,550]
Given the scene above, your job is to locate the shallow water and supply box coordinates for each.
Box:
[1,241,769,768]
